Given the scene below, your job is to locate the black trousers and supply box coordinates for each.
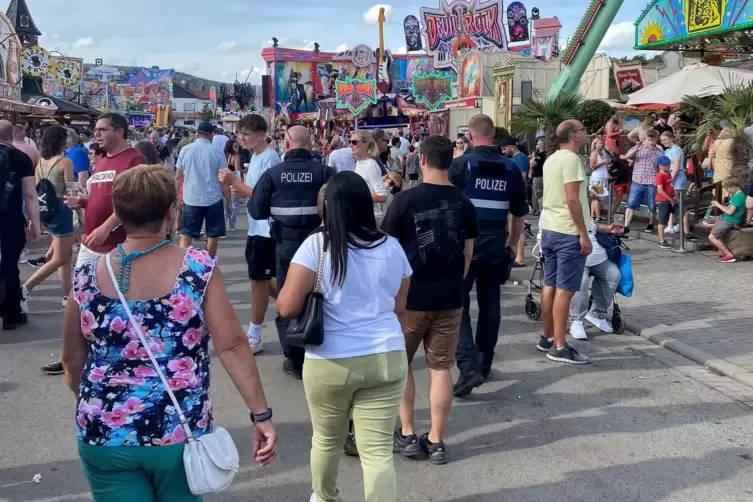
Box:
[0,220,26,321]
[274,239,306,371]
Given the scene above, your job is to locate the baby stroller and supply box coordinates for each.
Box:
[523,232,629,334]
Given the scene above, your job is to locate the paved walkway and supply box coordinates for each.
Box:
[617,236,753,389]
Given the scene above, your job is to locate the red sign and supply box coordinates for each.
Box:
[442,97,479,109]
[613,63,645,96]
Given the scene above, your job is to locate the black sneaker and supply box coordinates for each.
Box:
[282,359,302,380]
[393,428,420,457]
[536,335,554,352]
[343,430,359,457]
[27,257,47,268]
[644,224,655,233]
[658,241,673,250]
[419,433,448,465]
[3,314,28,330]
[685,233,699,242]
[42,360,64,375]
[481,366,492,381]
[453,372,484,398]
[546,344,590,364]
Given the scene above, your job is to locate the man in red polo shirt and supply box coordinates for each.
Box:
[41,113,145,376]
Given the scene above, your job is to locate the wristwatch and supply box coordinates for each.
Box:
[250,408,273,423]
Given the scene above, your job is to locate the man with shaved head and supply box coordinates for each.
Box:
[536,119,592,364]
[0,120,40,329]
[249,124,336,379]
[448,114,528,398]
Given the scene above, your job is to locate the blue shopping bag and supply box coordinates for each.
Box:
[616,254,633,298]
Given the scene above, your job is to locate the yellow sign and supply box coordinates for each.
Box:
[684,0,727,34]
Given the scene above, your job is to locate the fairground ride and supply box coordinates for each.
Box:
[547,0,625,99]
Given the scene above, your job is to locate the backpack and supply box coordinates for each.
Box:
[0,145,13,213]
[37,158,62,224]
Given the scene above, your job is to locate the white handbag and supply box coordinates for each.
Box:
[105,254,240,495]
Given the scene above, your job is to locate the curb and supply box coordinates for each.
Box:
[625,320,753,389]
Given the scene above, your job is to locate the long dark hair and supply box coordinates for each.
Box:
[134,141,160,164]
[321,171,386,287]
[39,125,67,160]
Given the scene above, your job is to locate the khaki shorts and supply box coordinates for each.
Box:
[402,309,462,370]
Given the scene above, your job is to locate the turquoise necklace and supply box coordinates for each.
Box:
[115,240,171,293]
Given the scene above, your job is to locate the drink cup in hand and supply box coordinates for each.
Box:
[65,182,80,197]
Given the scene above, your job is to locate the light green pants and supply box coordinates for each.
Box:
[78,441,200,502]
[303,350,408,502]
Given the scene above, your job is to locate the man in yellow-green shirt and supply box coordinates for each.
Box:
[536,120,592,365]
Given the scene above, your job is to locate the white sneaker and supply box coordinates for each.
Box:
[247,326,263,355]
[18,249,29,264]
[665,225,678,235]
[309,493,317,502]
[569,320,588,340]
[20,287,29,314]
[585,313,614,333]
[62,297,68,308]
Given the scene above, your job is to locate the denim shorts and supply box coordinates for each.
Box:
[541,229,587,292]
[627,183,657,212]
[181,199,226,239]
[43,199,74,237]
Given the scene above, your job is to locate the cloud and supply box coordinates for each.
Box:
[215,41,237,52]
[598,22,635,51]
[395,45,408,54]
[73,37,95,49]
[335,43,349,52]
[363,4,394,25]
[262,38,317,50]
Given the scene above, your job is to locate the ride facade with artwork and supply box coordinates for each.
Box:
[261,45,454,124]
[81,65,174,115]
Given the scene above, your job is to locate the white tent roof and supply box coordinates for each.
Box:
[626,63,753,106]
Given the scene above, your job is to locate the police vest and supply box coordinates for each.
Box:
[462,155,515,224]
[269,163,327,240]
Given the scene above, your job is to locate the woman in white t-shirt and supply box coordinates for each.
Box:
[350,130,389,224]
[277,171,411,502]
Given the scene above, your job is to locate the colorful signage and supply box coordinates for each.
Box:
[404,15,424,51]
[411,73,453,111]
[459,50,483,97]
[0,12,21,101]
[506,2,529,42]
[42,56,84,100]
[613,61,645,98]
[635,0,753,51]
[334,75,377,115]
[420,0,508,71]
[82,65,174,114]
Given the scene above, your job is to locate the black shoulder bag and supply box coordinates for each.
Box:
[286,233,325,347]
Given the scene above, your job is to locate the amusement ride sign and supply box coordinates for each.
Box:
[411,73,453,111]
[334,75,378,116]
[420,0,508,71]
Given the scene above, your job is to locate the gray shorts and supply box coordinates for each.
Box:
[533,177,543,199]
[706,216,736,239]
[541,230,587,292]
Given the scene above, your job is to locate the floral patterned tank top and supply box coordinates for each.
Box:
[74,247,217,447]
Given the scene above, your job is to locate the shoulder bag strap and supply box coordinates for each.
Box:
[104,254,195,441]
[312,233,324,294]
[41,157,64,180]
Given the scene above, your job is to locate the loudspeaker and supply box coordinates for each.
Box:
[262,76,270,108]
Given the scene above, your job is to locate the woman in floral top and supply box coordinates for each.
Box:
[62,165,278,501]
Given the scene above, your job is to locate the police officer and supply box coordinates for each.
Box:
[449,114,528,398]
[249,125,335,379]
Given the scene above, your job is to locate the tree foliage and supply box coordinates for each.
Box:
[512,93,585,153]
[581,100,615,134]
[200,103,215,121]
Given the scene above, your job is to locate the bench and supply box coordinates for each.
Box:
[722,226,753,260]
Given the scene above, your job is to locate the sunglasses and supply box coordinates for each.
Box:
[350,139,361,145]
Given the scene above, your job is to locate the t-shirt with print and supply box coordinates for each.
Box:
[84,148,146,252]
[246,147,281,238]
[723,191,747,225]
[381,183,478,312]
[292,232,412,360]
[540,149,592,236]
[655,171,675,202]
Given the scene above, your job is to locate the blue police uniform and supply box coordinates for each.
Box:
[449,145,528,393]
[249,148,336,375]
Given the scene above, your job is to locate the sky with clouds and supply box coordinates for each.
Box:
[24,0,644,85]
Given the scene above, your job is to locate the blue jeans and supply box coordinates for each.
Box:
[226,198,244,230]
[569,259,621,322]
[627,183,657,213]
[456,261,505,377]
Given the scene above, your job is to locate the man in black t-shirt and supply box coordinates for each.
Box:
[382,135,478,465]
[0,120,40,328]
[149,131,170,164]
[652,113,673,137]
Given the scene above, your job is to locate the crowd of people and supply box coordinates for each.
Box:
[0,105,665,502]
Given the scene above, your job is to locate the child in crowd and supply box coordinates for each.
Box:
[655,156,689,249]
[703,178,747,263]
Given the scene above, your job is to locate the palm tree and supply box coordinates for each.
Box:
[511,93,585,154]
[681,82,753,186]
